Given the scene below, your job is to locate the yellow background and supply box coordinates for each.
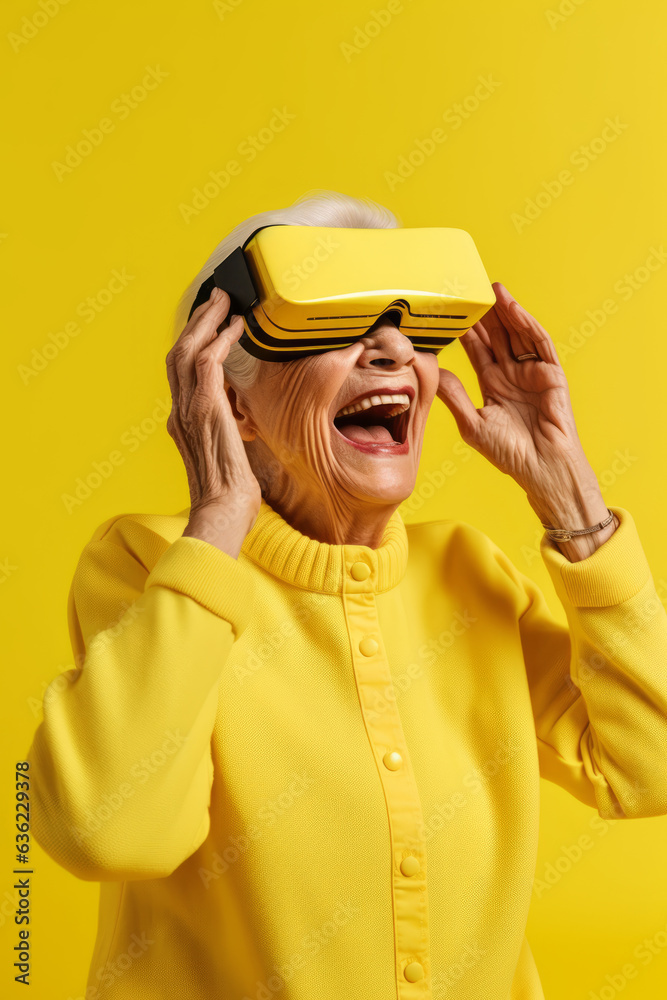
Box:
[3,0,667,996]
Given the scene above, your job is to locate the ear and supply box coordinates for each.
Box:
[224,381,257,442]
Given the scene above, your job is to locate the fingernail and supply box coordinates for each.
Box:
[210,287,223,302]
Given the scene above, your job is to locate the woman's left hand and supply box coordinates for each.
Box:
[436,281,613,544]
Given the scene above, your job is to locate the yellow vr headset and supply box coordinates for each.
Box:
[188,225,496,361]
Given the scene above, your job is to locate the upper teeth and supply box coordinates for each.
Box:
[336,393,411,418]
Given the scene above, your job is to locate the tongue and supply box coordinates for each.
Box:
[339,423,395,443]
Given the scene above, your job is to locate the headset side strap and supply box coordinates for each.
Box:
[187,246,258,321]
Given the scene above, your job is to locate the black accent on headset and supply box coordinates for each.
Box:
[187,247,257,321]
[239,307,456,361]
[187,224,288,322]
[240,308,362,360]
[237,330,452,362]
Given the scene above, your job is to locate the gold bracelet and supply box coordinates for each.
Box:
[541,507,615,542]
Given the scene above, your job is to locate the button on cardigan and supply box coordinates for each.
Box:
[27,500,667,999]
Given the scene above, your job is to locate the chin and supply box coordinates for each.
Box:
[341,462,418,508]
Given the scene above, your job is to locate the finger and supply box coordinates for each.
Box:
[167,288,226,409]
[492,283,541,357]
[166,351,187,445]
[471,320,496,359]
[493,282,561,365]
[191,315,256,474]
[191,315,245,411]
[168,289,233,411]
[182,287,231,339]
[470,310,526,383]
[480,300,532,364]
[458,324,496,377]
[436,368,483,441]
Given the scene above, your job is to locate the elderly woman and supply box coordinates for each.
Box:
[28,190,667,1000]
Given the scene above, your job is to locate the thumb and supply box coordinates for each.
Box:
[436,369,481,440]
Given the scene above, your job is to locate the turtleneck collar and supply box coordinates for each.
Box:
[238,498,409,594]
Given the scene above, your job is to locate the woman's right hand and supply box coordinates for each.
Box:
[166,287,262,559]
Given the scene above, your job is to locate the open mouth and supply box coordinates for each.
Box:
[332,392,412,447]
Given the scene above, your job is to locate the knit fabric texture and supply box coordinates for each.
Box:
[26,500,667,999]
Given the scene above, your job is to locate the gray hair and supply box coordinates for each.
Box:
[171,189,400,390]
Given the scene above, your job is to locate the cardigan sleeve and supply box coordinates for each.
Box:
[494,506,667,819]
[26,513,255,882]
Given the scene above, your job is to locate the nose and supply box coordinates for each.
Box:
[355,313,416,370]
